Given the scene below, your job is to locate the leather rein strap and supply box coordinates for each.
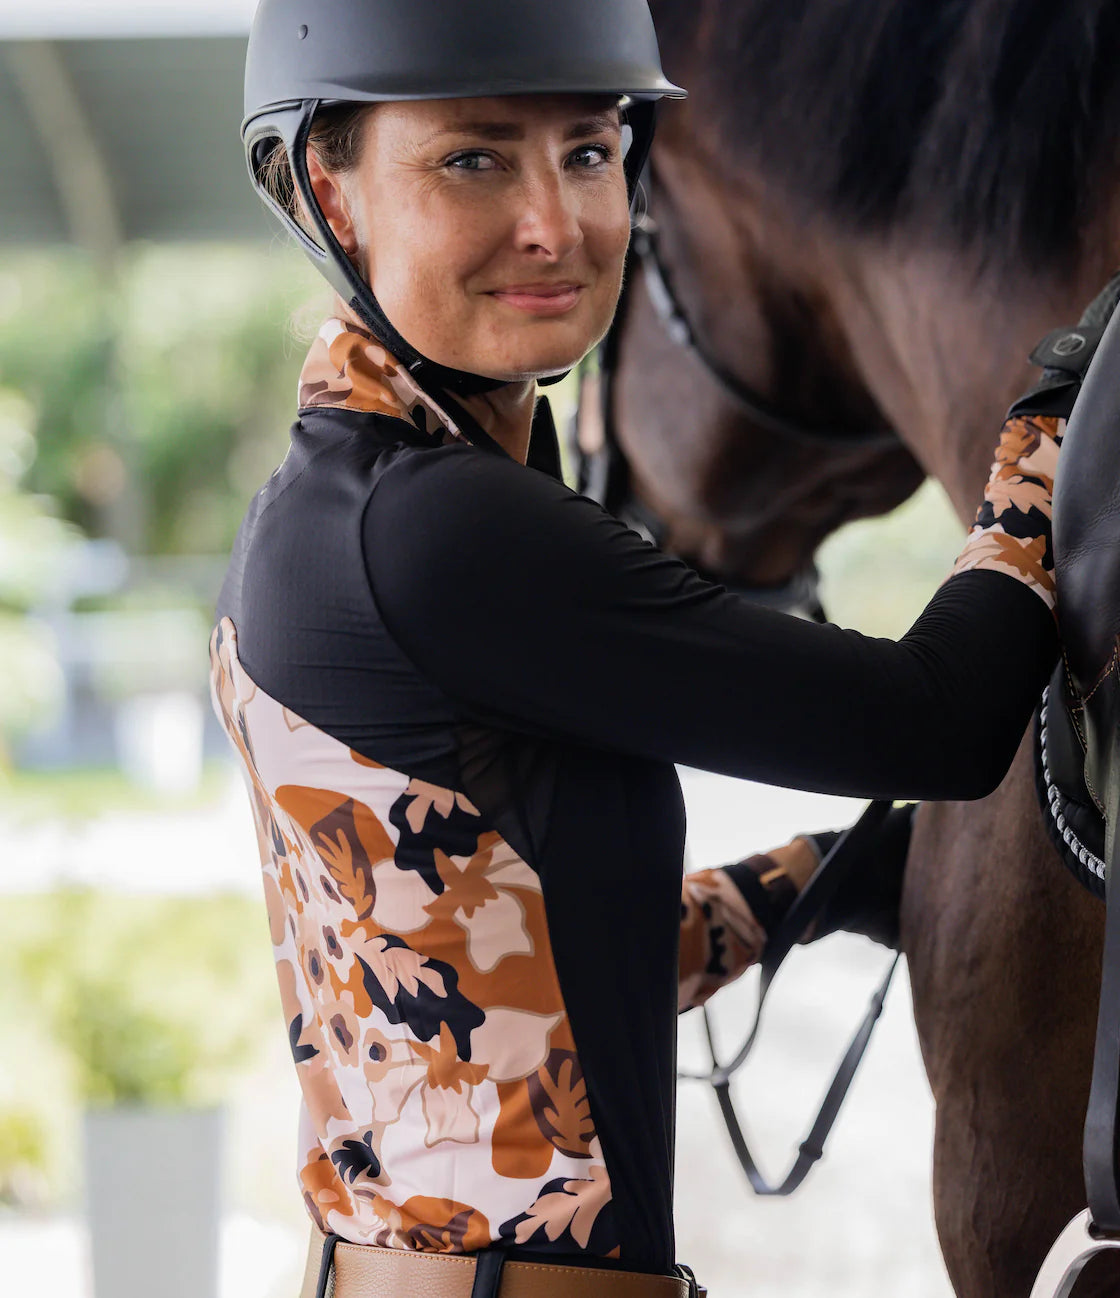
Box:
[579,166,904,1193]
[679,800,900,1196]
[573,163,907,1195]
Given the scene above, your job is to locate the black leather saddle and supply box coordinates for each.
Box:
[1034,292,1120,901]
[1051,303,1120,866]
[1042,290,1120,1231]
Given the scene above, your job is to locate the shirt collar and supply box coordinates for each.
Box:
[297,305,468,445]
[296,303,564,478]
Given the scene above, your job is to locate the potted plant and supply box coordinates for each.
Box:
[0,1106,51,1211]
[26,887,274,1298]
[66,972,226,1298]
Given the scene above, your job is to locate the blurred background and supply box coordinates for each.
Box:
[0,3,965,1295]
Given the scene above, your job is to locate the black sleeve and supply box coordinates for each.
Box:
[363,446,1058,801]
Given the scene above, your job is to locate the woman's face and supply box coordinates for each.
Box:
[309,95,632,381]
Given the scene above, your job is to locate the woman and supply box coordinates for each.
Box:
[211,2,1071,1295]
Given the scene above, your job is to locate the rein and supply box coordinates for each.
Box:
[573,169,906,1194]
[679,800,900,1196]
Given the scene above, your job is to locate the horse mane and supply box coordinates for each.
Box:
[657,0,1120,273]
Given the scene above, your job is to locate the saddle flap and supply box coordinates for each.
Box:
[1054,307,1120,697]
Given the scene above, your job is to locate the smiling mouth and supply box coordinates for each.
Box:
[488,284,584,315]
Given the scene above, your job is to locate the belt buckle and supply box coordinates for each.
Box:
[315,1233,340,1298]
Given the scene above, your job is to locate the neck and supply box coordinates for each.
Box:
[827,242,1115,521]
[458,380,538,463]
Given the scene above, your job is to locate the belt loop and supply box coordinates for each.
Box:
[470,1248,507,1298]
[674,1262,703,1298]
[314,1233,340,1298]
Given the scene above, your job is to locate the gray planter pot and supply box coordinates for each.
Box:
[82,1105,224,1298]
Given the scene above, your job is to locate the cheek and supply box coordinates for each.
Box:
[587,204,632,307]
[365,195,497,311]
[584,185,632,271]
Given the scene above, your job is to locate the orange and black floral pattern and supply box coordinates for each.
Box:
[679,865,769,1012]
[950,413,1063,614]
[211,619,764,1253]
[211,618,614,1250]
[298,309,468,444]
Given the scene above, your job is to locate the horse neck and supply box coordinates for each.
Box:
[822,244,1113,522]
[651,116,1117,524]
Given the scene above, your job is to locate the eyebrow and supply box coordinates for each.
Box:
[421,113,621,146]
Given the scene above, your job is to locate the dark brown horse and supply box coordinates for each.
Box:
[601,3,1120,1294]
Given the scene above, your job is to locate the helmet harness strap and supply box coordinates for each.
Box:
[286,100,509,401]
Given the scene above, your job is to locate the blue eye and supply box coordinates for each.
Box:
[446,151,496,172]
[569,144,612,168]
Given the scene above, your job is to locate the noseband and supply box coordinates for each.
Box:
[573,169,899,622]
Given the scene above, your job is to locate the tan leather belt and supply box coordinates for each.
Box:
[299,1225,701,1298]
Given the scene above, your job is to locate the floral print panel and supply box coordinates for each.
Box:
[210,617,619,1255]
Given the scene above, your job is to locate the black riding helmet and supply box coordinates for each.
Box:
[242,0,686,400]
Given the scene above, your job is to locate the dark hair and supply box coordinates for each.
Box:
[258,103,373,234]
[655,0,1120,275]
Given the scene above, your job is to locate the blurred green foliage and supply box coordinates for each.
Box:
[0,762,229,824]
[0,887,278,1204]
[0,246,323,557]
[0,244,324,748]
[0,1106,50,1208]
[0,614,63,745]
[0,382,76,746]
[818,478,965,638]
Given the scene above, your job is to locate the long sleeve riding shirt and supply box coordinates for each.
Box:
[211,312,1059,1273]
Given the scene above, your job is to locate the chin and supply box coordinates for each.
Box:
[489,355,586,383]
[475,326,608,383]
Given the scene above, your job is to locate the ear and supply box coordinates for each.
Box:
[305,150,360,256]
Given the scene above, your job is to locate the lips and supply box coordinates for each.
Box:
[488,283,584,315]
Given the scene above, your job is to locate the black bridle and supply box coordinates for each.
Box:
[572,168,904,1196]
[573,170,900,622]
[679,801,900,1197]
[631,217,899,451]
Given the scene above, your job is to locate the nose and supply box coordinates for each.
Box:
[512,166,583,261]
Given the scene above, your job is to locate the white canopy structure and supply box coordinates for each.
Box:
[0,0,267,254]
